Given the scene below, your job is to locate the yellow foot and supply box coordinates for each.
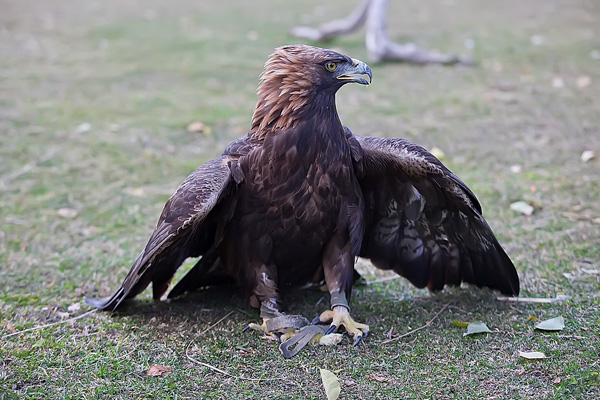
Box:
[316,306,369,346]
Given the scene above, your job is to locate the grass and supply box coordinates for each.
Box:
[1,0,599,398]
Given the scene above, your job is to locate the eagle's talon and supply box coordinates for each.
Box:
[243,320,270,334]
[325,325,337,335]
[243,317,299,343]
[318,306,369,344]
[272,331,284,343]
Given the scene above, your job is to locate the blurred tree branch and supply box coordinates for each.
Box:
[291,0,473,66]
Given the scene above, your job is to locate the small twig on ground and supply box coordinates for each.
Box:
[185,311,293,383]
[0,150,57,189]
[382,303,449,344]
[2,309,97,339]
[496,295,572,304]
[197,310,235,337]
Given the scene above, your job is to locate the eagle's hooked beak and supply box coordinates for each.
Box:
[337,58,372,85]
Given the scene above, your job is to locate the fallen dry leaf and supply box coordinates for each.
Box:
[318,333,343,346]
[370,374,390,382]
[6,322,17,334]
[535,316,565,331]
[320,368,341,400]
[123,187,145,197]
[56,207,79,219]
[510,201,534,216]
[581,150,595,163]
[576,75,591,89]
[530,34,545,46]
[553,377,561,384]
[67,303,81,312]
[75,122,91,134]
[551,77,565,88]
[464,321,492,336]
[187,121,212,136]
[146,364,172,377]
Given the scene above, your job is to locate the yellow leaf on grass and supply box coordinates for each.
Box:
[452,320,470,327]
[319,368,341,400]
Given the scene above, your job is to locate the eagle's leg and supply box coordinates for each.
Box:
[242,265,301,341]
[318,234,370,345]
[243,301,298,342]
[316,291,370,346]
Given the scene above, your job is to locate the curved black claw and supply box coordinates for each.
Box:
[325,325,337,336]
[311,315,321,325]
[272,331,283,344]
[364,330,369,339]
[353,335,363,347]
[242,324,251,333]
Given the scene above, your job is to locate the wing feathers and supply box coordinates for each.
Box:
[86,155,238,310]
[353,134,519,295]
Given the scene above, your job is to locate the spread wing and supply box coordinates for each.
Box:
[86,155,239,310]
[352,134,519,295]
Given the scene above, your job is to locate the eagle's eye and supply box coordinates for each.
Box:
[325,62,337,71]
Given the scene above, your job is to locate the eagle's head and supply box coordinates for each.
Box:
[250,44,372,136]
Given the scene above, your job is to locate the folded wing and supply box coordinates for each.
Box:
[86,155,238,310]
[353,134,519,295]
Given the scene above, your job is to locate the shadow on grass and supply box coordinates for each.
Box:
[96,280,521,338]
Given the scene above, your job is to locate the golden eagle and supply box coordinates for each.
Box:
[87,45,519,347]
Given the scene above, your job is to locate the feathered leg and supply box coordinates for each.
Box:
[242,264,306,341]
[317,233,370,345]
